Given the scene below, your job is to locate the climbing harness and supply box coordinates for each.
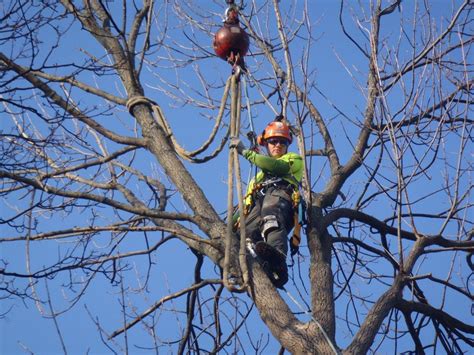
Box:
[290,189,306,257]
[233,173,305,260]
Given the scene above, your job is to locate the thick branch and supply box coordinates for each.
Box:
[0,170,194,223]
[29,69,127,105]
[325,207,474,251]
[0,52,145,147]
[323,208,417,241]
[396,299,474,335]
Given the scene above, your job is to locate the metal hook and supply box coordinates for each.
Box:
[224,3,240,22]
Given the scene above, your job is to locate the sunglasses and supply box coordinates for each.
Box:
[266,138,289,146]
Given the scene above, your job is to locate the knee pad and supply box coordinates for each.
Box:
[262,215,279,239]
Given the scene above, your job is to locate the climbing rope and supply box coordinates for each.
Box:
[241,74,254,134]
[241,74,259,185]
[223,66,250,292]
[283,287,341,355]
[244,70,279,116]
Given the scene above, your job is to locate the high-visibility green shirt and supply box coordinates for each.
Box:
[242,150,303,206]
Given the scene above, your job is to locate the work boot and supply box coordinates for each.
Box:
[254,241,288,288]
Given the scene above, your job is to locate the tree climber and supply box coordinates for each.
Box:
[230,120,303,288]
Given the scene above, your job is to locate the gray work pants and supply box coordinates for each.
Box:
[244,186,294,256]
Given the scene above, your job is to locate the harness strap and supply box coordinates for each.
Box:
[242,178,303,243]
[289,189,301,255]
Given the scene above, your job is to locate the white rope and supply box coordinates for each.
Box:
[283,287,340,355]
[241,74,254,133]
[244,70,279,116]
[224,66,249,292]
[241,73,260,186]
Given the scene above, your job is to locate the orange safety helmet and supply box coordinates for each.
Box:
[257,121,293,146]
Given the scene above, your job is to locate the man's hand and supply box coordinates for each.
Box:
[229,137,246,155]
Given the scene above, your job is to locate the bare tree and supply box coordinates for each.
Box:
[0,0,472,353]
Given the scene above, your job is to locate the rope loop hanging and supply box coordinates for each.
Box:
[126,79,231,164]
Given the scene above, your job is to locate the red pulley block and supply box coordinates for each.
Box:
[213,8,249,62]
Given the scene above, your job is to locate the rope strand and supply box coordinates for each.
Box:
[224,67,248,292]
[126,77,231,163]
[283,287,340,354]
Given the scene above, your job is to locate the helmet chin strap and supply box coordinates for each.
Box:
[267,145,287,158]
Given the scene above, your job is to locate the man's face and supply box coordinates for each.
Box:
[266,137,289,158]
